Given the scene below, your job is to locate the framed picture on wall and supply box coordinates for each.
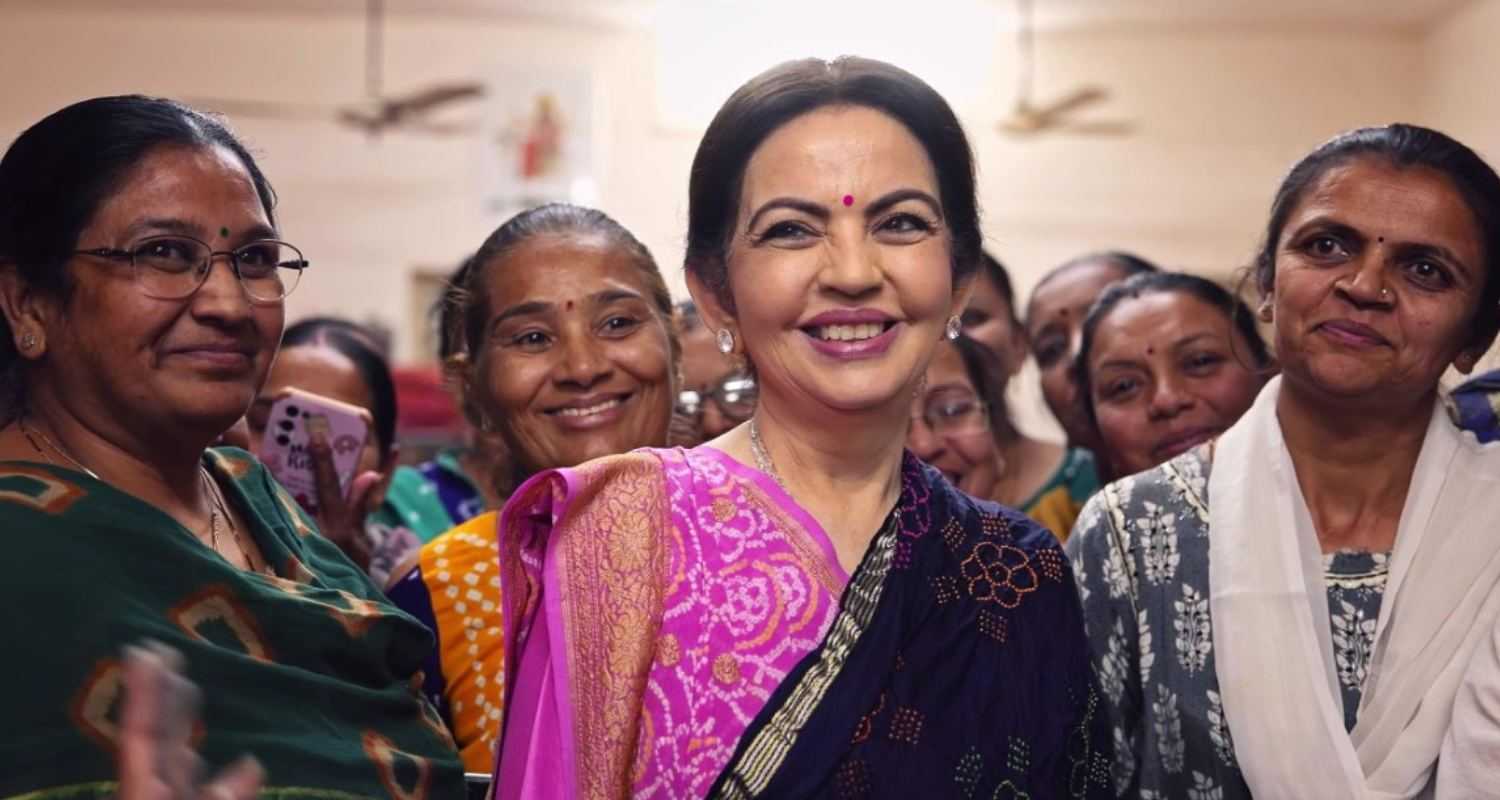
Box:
[408,267,454,364]
[479,65,600,218]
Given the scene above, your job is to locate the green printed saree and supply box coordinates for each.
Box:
[0,448,463,799]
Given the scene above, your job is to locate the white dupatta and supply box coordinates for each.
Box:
[1209,376,1500,799]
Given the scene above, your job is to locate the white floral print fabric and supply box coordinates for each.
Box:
[1065,448,1389,798]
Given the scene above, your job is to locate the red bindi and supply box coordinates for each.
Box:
[842,194,854,207]
[564,301,575,311]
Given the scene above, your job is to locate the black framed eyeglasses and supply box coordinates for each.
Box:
[677,372,758,423]
[74,234,309,302]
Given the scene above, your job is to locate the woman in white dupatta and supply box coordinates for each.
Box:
[1066,123,1500,800]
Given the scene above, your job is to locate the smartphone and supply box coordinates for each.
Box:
[258,388,371,515]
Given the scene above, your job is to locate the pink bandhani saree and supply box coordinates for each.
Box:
[494,446,848,798]
[492,446,1110,799]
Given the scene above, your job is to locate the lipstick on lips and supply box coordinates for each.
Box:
[801,309,900,360]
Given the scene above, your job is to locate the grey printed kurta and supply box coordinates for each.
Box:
[1064,448,1388,799]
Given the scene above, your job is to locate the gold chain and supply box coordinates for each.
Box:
[18,415,100,480]
[748,417,788,491]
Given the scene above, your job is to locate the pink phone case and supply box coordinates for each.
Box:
[259,388,370,515]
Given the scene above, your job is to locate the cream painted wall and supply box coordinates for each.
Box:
[0,5,698,363]
[1,3,1474,434]
[1423,0,1500,376]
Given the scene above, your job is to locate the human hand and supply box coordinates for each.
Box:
[117,642,264,800]
[307,429,378,571]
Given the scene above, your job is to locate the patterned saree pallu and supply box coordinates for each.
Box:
[496,446,1112,799]
[0,450,464,799]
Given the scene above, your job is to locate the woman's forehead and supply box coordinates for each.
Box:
[739,106,938,209]
[89,145,268,237]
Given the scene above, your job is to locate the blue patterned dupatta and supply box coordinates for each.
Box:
[711,455,1112,799]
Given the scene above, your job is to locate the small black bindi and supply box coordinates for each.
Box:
[219,226,230,239]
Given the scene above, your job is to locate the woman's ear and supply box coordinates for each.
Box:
[685,269,736,342]
[1454,346,1487,376]
[0,262,58,360]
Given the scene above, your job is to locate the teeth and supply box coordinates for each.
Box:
[813,323,885,342]
[556,398,622,417]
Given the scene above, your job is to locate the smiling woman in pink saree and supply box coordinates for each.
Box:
[493,57,1110,800]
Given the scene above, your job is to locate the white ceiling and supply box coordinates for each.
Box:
[1,0,1477,32]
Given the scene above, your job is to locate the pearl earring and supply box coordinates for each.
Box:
[19,333,37,352]
[716,329,735,355]
[945,315,962,341]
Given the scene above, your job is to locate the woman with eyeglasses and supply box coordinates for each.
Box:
[384,202,680,774]
[908,334,1099,542]
[0,96,462,797]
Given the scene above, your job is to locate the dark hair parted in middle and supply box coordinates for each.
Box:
[459,203,674,362]
[453,203,678,431]
[685,56,982,305]
[0,94,278,423]
[1074,271,1272,426]
[1254,123,1500,347]
[281,317,398,456]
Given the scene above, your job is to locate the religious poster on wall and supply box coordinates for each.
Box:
[479,66,599,217]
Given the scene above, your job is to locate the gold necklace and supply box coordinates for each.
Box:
[17,414,260,572]
[198,467,224,553]
[748,417,788,491]
[18,415,100,480]
[201,465,266,575]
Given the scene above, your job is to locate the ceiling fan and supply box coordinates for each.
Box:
[187,0,484,136]
[998,0,1131,136]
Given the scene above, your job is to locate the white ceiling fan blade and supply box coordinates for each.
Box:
[997,111,1048,135]
[1030,86,1109,121]
[1059,119,1136,136]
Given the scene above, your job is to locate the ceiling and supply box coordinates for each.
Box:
[2,0,1475,32]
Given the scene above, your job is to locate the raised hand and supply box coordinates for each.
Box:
[307,428,378,571]
[116,642,264,800]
